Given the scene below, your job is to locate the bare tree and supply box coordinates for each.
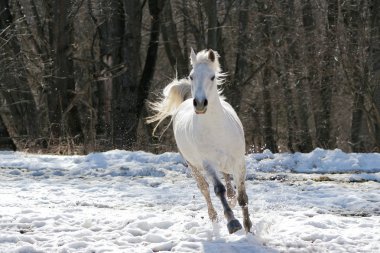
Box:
[0,0,379,153]
[49,0,82,138]
[161,0,188,78]
[0,0,42,149]
[256,0,278,153]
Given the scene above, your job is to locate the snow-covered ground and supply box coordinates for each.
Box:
[0,149,379,253]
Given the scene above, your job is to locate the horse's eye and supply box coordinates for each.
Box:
[211,75,215,81]
[189,76,193,80]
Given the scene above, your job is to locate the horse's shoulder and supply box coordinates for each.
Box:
[221,100,244,131]
[173,99,193,122]
[176,99,193,113]
[221,100,234,111]
[221,101,239,118]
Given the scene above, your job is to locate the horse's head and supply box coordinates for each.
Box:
[189,49,222,114]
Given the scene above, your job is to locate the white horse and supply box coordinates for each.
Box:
[148,49,252,234]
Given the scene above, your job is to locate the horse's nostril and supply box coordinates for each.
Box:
[193,98,208,108]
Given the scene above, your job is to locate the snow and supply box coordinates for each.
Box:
[247,148,380,174]
[0,149,379,252]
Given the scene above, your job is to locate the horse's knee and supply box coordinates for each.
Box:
[237,190,248,207]
[214,183,226,197]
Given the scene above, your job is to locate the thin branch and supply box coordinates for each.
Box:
[241,57,271,86]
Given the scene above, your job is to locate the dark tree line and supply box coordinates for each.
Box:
[0,0,379,154]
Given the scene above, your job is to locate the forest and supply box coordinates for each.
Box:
[0,0,379,154]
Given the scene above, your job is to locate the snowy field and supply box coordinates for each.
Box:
[0,149,379,253]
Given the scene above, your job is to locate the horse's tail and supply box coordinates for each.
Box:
[147,78,192,134]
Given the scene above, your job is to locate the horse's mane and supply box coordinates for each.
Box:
[192,49,227,89]
[192,49,222,73]
[146,78,192,135]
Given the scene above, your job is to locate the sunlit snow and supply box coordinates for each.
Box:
[0,149,379,252]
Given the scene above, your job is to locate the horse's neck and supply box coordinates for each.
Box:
[199,97,225,122]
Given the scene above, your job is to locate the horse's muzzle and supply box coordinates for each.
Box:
[193,98,208,114]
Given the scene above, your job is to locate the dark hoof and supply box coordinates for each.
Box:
[227,219,242,234]
[244,219,253,234]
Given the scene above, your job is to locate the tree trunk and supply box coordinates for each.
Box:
[342,0,365,151]
[317,0,337,149]
[262,66,278,153]
[301,0,328,149]
[351,91,365,151]
[94,0,125,141]
[202,0,228,70]
[111,0,142,148]
[203,0,218,50]
[369,0,380,150]
[137,0,166,120]
[277,0,297,153]
[257,1,278,153]
[0,116,16,150]
[161,1,188,78]
[0,0,42,149]
[284,0,314,152]
[228,0,250,112]
[49,0,82,138]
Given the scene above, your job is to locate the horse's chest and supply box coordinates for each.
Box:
[174,116,243,167]
[193,124,230,147]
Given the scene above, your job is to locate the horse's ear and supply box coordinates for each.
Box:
[190,48,197,65]
[208,49,215,62]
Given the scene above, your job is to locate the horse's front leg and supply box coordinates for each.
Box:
[234,168,252,233]
[223,173,237,208]
[206,165,242,234]
[190,165,218,222]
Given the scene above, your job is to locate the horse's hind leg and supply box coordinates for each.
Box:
[190,165,218,221]
[234,168,252,233]
[223,173,236,208]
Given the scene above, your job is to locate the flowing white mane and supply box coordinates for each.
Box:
[191,49,227,92]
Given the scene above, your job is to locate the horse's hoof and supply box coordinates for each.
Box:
[227,219,242,234]
[244,219,253,234]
